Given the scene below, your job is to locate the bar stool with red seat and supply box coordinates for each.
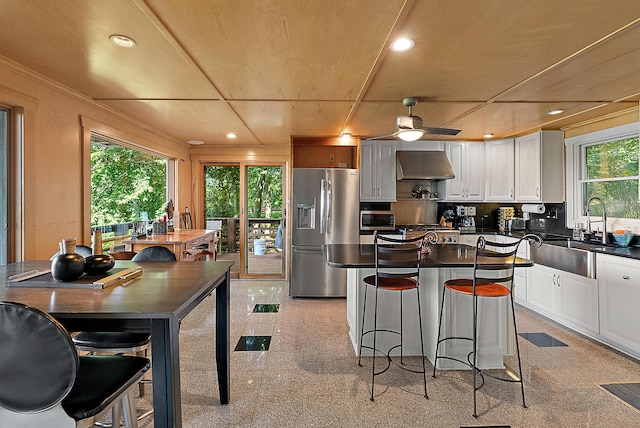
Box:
[357,230,437,401]
[432,234,539,417]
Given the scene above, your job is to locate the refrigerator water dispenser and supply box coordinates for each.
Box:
[296,199,315,229]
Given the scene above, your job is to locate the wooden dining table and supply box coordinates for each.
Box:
[0,259,234,428]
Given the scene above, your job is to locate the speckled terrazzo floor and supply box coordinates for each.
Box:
[121,279,640,427]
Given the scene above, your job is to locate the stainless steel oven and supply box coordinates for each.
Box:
[360,210,395,231]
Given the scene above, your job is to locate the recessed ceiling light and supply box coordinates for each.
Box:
[547,108,565,115]
[484,133,494,139]
[226,133,237,139]
[340,133,352,140]
[390,38,415,52]
[187,140,204,145]
[109,34,136,48]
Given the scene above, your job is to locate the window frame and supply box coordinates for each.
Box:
[565,121,640,232]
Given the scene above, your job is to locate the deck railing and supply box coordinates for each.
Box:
[206,218,283,253]
[91,217,283,254]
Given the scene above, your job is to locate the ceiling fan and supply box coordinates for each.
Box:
[366,97,461,141]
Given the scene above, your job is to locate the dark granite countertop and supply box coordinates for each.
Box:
[323,243,533,269]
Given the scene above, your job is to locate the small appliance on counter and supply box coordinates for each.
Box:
[506,217,526,231]
[455,205,476,233]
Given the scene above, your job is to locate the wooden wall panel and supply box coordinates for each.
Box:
[0,61,189,260]
[563,107,639,138]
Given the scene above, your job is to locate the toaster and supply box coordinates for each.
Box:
[509,217,526,231]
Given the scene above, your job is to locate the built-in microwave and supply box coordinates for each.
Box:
[360,210,396,231]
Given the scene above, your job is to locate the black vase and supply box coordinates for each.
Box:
[51,252,85,281]
[84,254,115,275]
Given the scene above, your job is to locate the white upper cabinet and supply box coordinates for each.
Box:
[484,138,515,202]
[442,142,485,201]
[360,140,396,202]
[514,131,564,202]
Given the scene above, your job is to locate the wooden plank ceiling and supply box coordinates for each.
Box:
[0,0,639,147]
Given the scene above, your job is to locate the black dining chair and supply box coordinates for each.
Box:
[0,301,150,427]
[131,245,177,261]
[73,243,176,420]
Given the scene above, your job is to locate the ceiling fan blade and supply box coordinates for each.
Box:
[421,126,461,136]
[364,132,399,141]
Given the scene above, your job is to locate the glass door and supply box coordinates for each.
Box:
[204,165,240,275]
[243,165,284,276]
[204,163,284,278]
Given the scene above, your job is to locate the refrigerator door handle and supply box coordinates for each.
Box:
[293,247,323,254]
[326,179,332,234]
[320,178,326,233]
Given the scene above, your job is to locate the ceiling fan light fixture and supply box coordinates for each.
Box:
[390,38,415,52]
[340,133,352,140]
[109,34,136,48]
[397,129,424,141]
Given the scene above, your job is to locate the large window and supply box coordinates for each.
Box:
[566,122,640,229]
[91,135,167,232]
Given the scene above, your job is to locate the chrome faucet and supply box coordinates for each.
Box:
[586,196,607,244]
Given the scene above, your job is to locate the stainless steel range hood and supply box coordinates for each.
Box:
[396,151,455,180]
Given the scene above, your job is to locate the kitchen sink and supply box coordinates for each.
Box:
[530,239,597,278]
[542,239,608,252]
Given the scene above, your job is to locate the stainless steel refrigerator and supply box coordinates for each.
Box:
[291,168,359,297]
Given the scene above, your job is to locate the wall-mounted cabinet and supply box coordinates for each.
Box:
[514,131,564,202]
[484,138,514,202]
[360,140,396,202]
[441,142,484,201]
[292,137,358,168]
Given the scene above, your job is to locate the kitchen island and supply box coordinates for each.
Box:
[324,243,533,370]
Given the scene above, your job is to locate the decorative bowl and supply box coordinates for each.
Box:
[612,232,633,247]
[83,254,115,275]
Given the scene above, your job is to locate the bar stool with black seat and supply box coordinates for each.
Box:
[432,234,537,417]
[0,301,150,427]
[357,230,436,401]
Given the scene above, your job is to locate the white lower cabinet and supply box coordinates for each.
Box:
[597,254,640,357]
[527,264,599,335]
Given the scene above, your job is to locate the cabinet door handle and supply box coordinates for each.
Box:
[536,187,540,198]
[623,275,630,280]
[552,274,556,286]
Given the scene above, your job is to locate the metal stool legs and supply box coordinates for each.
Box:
[433,285,527,417]
[358,284,428,401]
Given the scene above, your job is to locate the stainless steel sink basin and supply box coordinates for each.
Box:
[530,240,597,278]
